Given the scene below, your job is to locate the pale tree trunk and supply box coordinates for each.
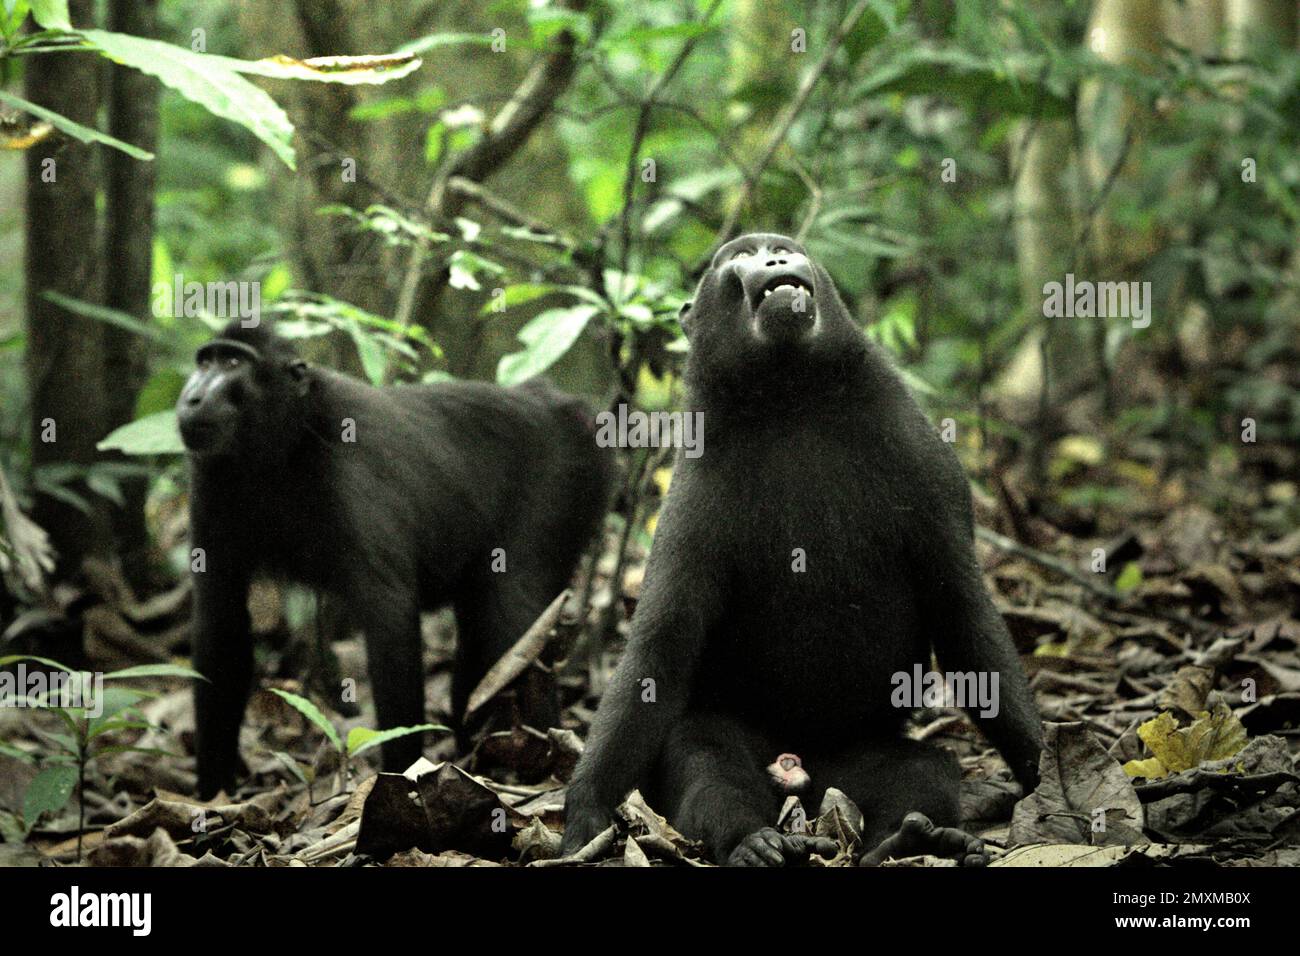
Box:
[1224,0,1297,55]
[103,0,160,590]
[1163,0,1224,55]
[1224,1,1299,324]
[1159,0,1222,379]
[24,0,107,577]
[999,122,1076,416]
[1077,0,1165,415]
[1079,0,1163,265]
[997,4,1079,450]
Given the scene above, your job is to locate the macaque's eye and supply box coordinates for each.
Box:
[225,356,242,370]
[731,249,752,260]
[771,246,790,255]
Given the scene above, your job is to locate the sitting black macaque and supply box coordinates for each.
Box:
[179,321,611,798]
[561,233,1042,865]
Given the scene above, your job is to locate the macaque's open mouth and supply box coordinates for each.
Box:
[751,275,814,312]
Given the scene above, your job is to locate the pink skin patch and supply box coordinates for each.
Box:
[766,752,811,793]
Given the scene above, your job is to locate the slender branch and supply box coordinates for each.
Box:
[976,525,1116,599]
[446,176,577,252]
[789,154,822,242]
[712,0,875,249]
[615,0,725,278]
[393,1,587,330]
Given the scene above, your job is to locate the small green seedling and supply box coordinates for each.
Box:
[268,688,446,797]
[0,654,205,858]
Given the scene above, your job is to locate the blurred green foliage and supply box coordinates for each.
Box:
[2,0,1297,528]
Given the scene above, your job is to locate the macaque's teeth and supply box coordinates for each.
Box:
[763,282,810,299]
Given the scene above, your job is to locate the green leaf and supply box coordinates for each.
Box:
[2,1,34,42]
[29,0,69,30]
[527,7,592,44]
[86,719,152,740]
[446,249,504,292]
[260,263,292,302]
[349,87,445,121]
[346,318,388,386]
[270,751,310,787]
[215,53,422,86]
[478,283,603,315]
[80,30,296,169]
[346,723,447,757]
[135,368,187,418]
[86,469,125,508]
[1115,561,1143,593]
[269,689,342,752]
[151,238,175,321]
[84,687,142,733]
[0,89,154,160]
[856,47,1071,119]
[31,467,92,513]
[0,741,35,763]
[97,410,184,456]
[36,728,79,754]
[479,283,560,315]
[22,765,78,828]
[0,654,76,672]
[897,367,936,397]
[40,291,170,343]
[496,305,599,386]
[103,663,206,681]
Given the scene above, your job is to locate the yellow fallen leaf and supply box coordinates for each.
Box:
[1122,756,1167,779]
[1122,704,1247,778]
[1033,641,1070,657]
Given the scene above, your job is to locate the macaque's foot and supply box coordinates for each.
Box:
[727,827,838,866]
[859,811,989,867]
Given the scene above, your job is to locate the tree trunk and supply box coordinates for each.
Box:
[1225,0,1297,55]
[1077,0,1165,416]
[24,0,107,578]
[103,0,160,590]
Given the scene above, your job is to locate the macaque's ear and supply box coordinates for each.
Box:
[678,300,694,336]
[288,360,310,396]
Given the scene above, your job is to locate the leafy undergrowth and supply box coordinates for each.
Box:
[2,461,1298,868]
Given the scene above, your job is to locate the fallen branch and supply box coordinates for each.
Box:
[976,525,1217,635]
[977,525,1114,599]
[465,589,570,716]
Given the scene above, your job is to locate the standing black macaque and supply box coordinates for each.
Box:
[180,321,610,798]
[562,234,1042,865]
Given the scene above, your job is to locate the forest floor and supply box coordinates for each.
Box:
[2,439,1298,868]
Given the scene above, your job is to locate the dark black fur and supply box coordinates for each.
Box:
[179,321,611,797]
[561,234,1041,863]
